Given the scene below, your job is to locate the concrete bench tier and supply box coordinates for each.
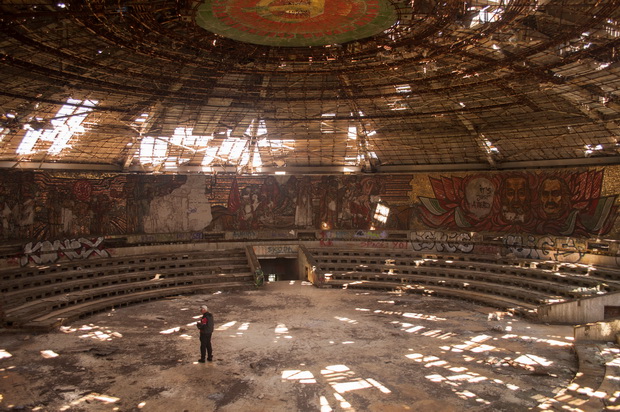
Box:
[323,278,538,315]
[1,248,255,330]
[319,258,616,296]
[325,270,554,306]
[0,249,247,283]
[309,248,620,283]
[311,249,620,288]
[535,261,620,281]
[319,263,586,301]
[538,342,620,410]
[1,258,250,294]
[310,248,620,315]
[17,281,253,332]
[309,248,538,267]
[2,265,251,309]
[4,273,253,327]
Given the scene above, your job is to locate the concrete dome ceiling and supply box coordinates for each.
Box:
[0,0,619,175]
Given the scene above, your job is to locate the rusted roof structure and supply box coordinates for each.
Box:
[0,0,619,175]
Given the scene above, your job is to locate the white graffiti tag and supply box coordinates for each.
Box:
[20,237,109,266]
[411,231,474,253]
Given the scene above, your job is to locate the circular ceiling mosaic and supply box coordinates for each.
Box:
[195,0,398,47]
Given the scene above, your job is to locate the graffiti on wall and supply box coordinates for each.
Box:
[503,235,588,263]
[19,237,109,266]
[253,245,298,256]
[417,170,618,237]
[410,232,590,262]
[410,231,475,253]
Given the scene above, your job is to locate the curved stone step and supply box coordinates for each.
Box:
[537,342,620,411]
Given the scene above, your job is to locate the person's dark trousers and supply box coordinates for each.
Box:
[200,333,213,361]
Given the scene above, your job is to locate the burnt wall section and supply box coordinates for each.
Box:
[0,167,617,244]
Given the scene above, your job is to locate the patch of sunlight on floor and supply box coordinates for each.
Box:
[331,379,373,393]
[402,312,447,321]
[501,334,572,347]
[281,369,316,383]
[160,327,180,334]
[40,350,59,359]
[335,316,358,324]
[321,364,392,395]
[453,334,496,352]
[216,321,237,331]
[514,353,553,367]
[319,395,333,412]
[367,378,391,394]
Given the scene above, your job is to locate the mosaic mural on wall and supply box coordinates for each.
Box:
[0,167,617,243]
[416,170,618,237]
[207,174,385,231]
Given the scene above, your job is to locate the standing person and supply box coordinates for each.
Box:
[196,305,214,363]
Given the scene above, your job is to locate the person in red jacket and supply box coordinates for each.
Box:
[196,305,214,363]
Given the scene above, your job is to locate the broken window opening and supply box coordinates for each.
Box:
[395,84,412,94]
[373,203,390,224]
[482,136,500,154]
[201,146,219,166]
[245,119,269,137]
[348,126,357,140]
[16,98,97,156]
[139,136,168,165]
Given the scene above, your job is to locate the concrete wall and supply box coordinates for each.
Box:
[574,319,620,342]
[298,245,321,285]
[538,292,620,324]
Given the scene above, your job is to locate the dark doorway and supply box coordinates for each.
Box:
[604,306,620,319]
[259,258,299,281]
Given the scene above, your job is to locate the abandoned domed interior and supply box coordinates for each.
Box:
[1,0,620,411]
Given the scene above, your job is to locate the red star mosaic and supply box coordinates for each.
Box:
[196,0,397,46]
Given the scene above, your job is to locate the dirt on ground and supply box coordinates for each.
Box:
[0,281,577,411]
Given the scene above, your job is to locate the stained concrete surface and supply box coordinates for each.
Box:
[0,281,577,411]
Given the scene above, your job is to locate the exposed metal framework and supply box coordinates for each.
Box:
[0,0,619,175]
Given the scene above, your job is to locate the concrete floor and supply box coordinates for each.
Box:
[0,281,577,411]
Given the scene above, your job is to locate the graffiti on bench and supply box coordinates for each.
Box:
[19,237,109,266]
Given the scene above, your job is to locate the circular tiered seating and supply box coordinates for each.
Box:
[308,247,620,318]
[0,248,255,331]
